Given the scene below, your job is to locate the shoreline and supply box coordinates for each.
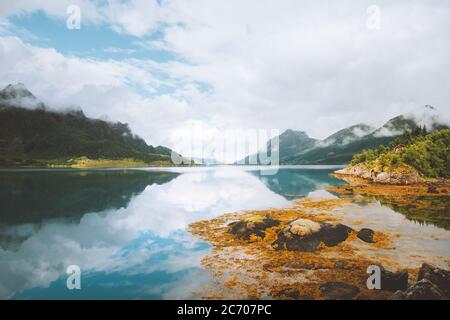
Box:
[334,164,449,186]
[188,176,450,300]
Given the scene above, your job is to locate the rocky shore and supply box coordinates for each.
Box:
[189,192,450,300]
[334,162,450,186]
[335,163,424,184]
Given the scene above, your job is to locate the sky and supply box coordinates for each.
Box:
[0,0,449,161]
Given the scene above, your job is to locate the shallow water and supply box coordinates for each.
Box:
[0,166,448,299]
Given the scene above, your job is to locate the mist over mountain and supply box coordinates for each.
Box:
[241,105,447,165]
[0,84,178,167]
[240,129,317,164]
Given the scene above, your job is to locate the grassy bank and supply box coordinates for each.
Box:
[0,156,178,169]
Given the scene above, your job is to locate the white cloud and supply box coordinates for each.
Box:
[0,0,102,23]
[103,0,163,36]
[0,0,449,158]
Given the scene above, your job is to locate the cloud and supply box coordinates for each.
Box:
[103,0,163,36]
[0,0,449,158]
[0,35,189,146]
[0,0,102,23]
[103,47,136,54]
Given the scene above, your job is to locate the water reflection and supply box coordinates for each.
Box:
[0,167,289,299]
[1,166,448,299]
[0,170,179,226]
[251,168,345,200]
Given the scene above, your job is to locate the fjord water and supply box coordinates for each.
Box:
[0,166,342,299]
[0,166,448,299]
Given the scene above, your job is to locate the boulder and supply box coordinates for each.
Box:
[417,263,450,297]
[272,218,352,252]
[388,279,447,300]
[320,223,353,247]
[357,228,375,243]
[320,282,360,300]
[381,270,408,291]
[388,290,406,300]
[228,216,280,240]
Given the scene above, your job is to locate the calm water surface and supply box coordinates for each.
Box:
[0,166,448,299]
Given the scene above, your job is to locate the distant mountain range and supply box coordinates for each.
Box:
[0,83,182,167]
[240,106,447,165]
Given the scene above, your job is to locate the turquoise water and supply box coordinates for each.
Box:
[0,166,344,299]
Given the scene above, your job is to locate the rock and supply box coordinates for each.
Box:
[320,282,360,300]
[389,279,447,300]
[335,163,424,185]
[417,263,450,297]
[427,185,439,194]
[288,218,322,237]
[272,219,352,252]
[388,290,406,300]
[381,270,409,292]
[228,216,280,240]
[276,288,301,300]
[357,228,375,243]
[319,223,353,247]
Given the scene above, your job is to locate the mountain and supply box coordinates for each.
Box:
[0,83,45,109]
[241,106,447,165]
[239,129,317,164]
[368,115,418,138]
[0,83,181,167]
[321,124,375,146]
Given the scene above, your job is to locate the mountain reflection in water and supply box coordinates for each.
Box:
[0,166,448,299]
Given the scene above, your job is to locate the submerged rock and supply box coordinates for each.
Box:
[417,263,450,297]
[381,270,408,292]
[389,290,406,300]
[228,216,280,240]
[320,281,360,300]
[389,279,447,300]
[320,223,353,247]
[272,218,352,252]
[357,228,375,243]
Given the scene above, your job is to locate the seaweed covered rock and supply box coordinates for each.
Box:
[320,282,360,300]
[228,216,280,240]
[272,218,352,252]
[389,279,447,300]
[381,270,408,291]
[357,228,375,243]
[417,263,450,297]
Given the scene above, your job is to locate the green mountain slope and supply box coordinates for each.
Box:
[242,109,446,165]
[0,84,179,167]
[337,128,450,183]
[284,115,424,165]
